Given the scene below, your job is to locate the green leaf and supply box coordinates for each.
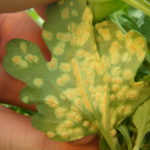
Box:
[141,16,150,42]
[117,123,133,150]
[88,0,125,22]
[132,99,150,150]
[3,0,150,150]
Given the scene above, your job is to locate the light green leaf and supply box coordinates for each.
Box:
[88,0,125,22]
[117,123,133,150]
[132,99,150,150]
[3,0,150,150]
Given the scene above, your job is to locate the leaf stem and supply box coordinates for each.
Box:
[122,0,150,17]
[133,131,145,150]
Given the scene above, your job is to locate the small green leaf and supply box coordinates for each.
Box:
[88,0,125,22]
[132,99,150,150]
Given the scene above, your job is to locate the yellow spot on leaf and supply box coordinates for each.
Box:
[12,56,28,68]
[12,56,21,64]
[22,96,29,103]
[56,32,71,42]
[112,84,120,92]
[60,63,71,72]
[64,121,74,128]
[47,131,55,138]
[110,94,116,101]
[83,121,90,127]
[116,30,124,40]
[55,106,67,118]
[96,24,111,41]
[111,129,117,137]
[45,95,59,108]
[71,10,78,17]
[42,30,53,41]
[56,74,70,86]
[20,41,27,52]
[61,7,70,19]
[74,127,83,135]
[126,89,139,100]
[123,69,134,80]
[47,57,58,71]
[33,78,43,87]
[25,54,39,63]
[103,73,111,82]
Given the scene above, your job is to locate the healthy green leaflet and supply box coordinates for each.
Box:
[3,0,150,150]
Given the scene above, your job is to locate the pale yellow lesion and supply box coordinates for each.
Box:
[56,74,70,86]
[116,30,124,40]
[71,23,91,46]
[62,88,79,100]
[60,63,71,72]
[25,54,39,63]
[47,57,58,71]
[20,41,28,52]
[74,127,83,135]
[71,10,78,17]
[126,89,139,100]
[12,56,22,64]
[55,106,67,119]
[61,7,70,19]
[42,30,53,41]
[83,121,90,127]
[95,24,111,41]
[47,131,55,138]
[126,35,146,59]
[64,120,74,128]
[33,78,43,87]
[45,95,59,108]
[123,69,134,80]
[22,96,29,103]
[12,56,28,68]
[103,73,111,82]
[110,94,116,101]
[109,41,121,53]
[112,84,120,92]
[56,32,71,42]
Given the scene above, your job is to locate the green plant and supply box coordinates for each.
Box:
[3,0,150,150]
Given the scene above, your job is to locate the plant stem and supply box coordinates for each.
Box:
[122,0,150,17]
[133,131,145,150]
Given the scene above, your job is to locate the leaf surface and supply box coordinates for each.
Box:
[3,0,150,150]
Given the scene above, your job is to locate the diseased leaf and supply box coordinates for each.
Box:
[94,20,150,149]
[132,99,150,150]
[3,0,150,150]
